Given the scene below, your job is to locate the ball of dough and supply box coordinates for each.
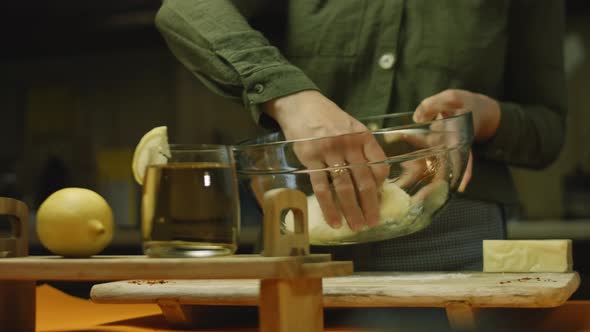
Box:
[379,180,412,223]
[285,181,411,243]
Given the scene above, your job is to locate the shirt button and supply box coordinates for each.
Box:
[253,83,265,94]
[378,53,395,70]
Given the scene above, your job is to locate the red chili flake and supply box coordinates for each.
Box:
[145,280,168,286]
[127,280,169,286]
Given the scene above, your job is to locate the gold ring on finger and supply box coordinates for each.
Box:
[329,163,349,179]
[330,162,348,168]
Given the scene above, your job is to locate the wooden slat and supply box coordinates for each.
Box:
[91,272,580,308]
[0,255,350,281]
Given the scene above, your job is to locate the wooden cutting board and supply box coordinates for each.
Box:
[91,272,580,308]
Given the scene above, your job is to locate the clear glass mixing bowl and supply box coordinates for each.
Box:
[233,112,473,245]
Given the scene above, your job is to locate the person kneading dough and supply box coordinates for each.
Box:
[284,181,403,243]
[286,180,449,244]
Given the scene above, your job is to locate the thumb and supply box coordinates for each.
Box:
[458,150,473,193]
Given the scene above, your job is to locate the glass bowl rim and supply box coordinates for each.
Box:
[232,111,473,150]
[150,144,233,153]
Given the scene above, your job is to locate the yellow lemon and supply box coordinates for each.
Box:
[36,188,114,257]
[131,126,169,184]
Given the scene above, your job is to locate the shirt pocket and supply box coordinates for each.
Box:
[417,0,509,73]
[283,0,367,57]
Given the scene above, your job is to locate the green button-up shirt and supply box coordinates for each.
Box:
[155,0,567,205]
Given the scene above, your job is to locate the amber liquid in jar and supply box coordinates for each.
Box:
[142,162,239,257]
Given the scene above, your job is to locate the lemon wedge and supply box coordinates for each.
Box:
[132,126,169,184]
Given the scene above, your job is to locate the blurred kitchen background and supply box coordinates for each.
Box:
[1,1,590,292]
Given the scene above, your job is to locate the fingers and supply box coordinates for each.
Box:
[412,90,474,194]
[298,131,391,232]
[396,158,427,189]
[322,131,388,231]
[458,150,473,193]
[362,133,390,185]
[356,132,391,227]
[294,141,344,228]
[413,89,467,123]
[388,131,432,190]
[325,156,366,231]
[308,170,343,228]
[345,150,380,228]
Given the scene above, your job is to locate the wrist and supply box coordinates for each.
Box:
[263,90,318,125]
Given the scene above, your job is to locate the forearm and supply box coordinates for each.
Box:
[155,0,318,124]
[475,102,565,168]
[476,0,567,169]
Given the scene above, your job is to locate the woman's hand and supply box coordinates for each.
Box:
[413,89,501,141]
[413,89,502,192]
[264,90,389,231]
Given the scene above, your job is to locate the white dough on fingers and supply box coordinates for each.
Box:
[285,181,413,243]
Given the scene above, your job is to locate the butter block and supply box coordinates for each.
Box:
[483,240,573,273]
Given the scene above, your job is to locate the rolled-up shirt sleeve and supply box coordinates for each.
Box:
[476,0,567,169]
[155,0,318,125]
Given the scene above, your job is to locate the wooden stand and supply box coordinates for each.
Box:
[89,188,582,331]
[259,188,322,332]
[0,198,35,332]
[0,190,353,332]
[1,191,583,331]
